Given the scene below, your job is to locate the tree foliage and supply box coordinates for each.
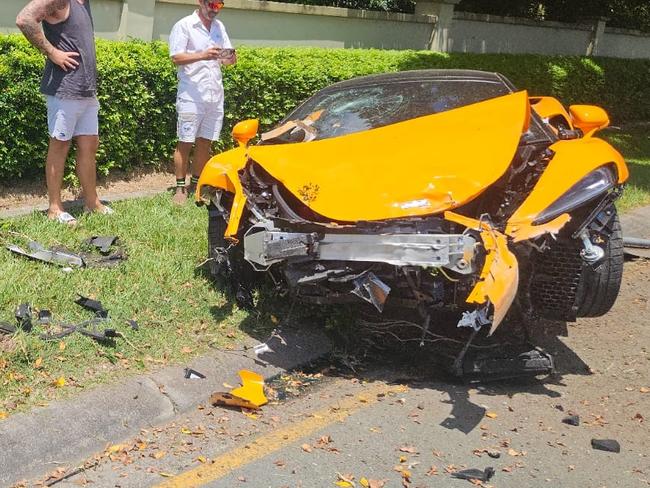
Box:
[457,0,650,32]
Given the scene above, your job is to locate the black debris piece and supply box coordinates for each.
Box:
[75,295,109,318]
[15,303,33,332]
[38,309,52,324]
[85,235,118,255]
[591,439,621,453]
[451,467,495,482]
[126,319,139,331]
[562,415,580,426]
[554,404,565,412]
[184,368,206,380]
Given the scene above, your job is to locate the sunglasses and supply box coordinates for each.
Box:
[204,0,224,8]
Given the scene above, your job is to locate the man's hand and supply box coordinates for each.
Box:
[49,48,80,71]
[202,46,222,60]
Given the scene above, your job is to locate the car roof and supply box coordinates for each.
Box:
[323,69,509,91]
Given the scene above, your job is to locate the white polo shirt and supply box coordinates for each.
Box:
[169,11,233,107]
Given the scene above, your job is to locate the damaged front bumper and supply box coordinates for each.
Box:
[243,224,477,275]
[242,214,519,334]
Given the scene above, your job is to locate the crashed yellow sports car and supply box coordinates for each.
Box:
[197,69,628,346]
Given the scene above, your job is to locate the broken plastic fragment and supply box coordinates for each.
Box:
[85,235,118,254]
[562,415,580,426]
[75,295,108,318]
[7,241,85,268]
[457,307,491,331]
[351,272,391,312]
[451,467,495,482]
[231,370,268,407]
[591,439,620,453]
[184,368,206,380]
[210,370,268,410]
[253,343,271,356]
[209,392,260,410]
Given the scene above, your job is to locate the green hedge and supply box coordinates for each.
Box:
[0,34,649,179]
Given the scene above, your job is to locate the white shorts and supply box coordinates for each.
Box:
[176,99,224,143]
[46,96,99,141]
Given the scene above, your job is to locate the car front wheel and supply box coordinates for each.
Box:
[575,209,624,317]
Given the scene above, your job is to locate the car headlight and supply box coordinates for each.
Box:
[533,166,616,225]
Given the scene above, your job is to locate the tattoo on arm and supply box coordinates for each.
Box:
[16,0,68,56]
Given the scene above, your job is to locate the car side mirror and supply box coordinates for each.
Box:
[232,119,259,147]
[569,105,609,136]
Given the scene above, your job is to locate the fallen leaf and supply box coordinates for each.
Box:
[399,445,417,453]
[426,465,439,476]
[0,411,8,420]
[34,357,43,369]
[485,412,498,419]
[274,459,286,467]
[368,481,386,488]
[640,387,649,393]
[301,444,312,453]
[107,444,127,454]
[360,478,370,487]
[180,427,192,434]
[53,376,66,388]
[502,466,513,473]
[237,476,246,482]
[196,456,207,463]
[508,448,525,457]
[181,347,193,354]
[151,451,166,460]
[159,472,174,478]
[335,482,353,488]
[59,341,66,351]
[244,412,258,420]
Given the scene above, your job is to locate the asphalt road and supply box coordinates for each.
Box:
[25,258,649,488]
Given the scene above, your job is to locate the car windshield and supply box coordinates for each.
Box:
[263,79,513,143]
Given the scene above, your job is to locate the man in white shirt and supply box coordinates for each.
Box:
[168,0,236,204]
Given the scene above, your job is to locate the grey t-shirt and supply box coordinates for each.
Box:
[40,0,97,99]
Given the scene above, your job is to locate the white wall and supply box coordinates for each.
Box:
[450,12,593,56]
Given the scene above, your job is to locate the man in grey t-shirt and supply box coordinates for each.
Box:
[16,0,112,225]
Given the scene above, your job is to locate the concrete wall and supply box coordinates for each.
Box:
[153,0,434,49]
[1,0,649,59]
[601,28,650,59]
[450,12,593,56]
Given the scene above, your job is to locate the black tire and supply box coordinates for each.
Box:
[575,210,624,317]
[207,204,228,278]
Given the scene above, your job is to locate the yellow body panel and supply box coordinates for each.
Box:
[444,212,519,333]
[530,96,572,127]
[196,146,250,239]
[506,137,628,237]
[244,91,530,222]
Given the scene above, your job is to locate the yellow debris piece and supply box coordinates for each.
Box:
[230,370,268,408]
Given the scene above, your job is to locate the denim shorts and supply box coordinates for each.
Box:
[46,96,99,141]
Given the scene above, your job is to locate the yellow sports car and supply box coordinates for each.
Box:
[197,69,628,344]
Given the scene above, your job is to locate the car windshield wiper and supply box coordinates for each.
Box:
[261,110,324,143]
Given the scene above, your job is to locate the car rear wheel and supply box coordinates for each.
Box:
[574,210,624,317]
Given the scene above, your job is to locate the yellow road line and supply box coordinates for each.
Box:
[155,382,394,488]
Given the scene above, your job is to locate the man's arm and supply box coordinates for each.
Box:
[16,0,80,71]
[171,49,221,66]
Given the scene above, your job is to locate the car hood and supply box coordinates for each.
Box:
[248,90,530,222]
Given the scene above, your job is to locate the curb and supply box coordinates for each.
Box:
[0,325,331,486]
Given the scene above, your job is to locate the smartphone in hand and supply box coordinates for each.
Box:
[217,48,235,59]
